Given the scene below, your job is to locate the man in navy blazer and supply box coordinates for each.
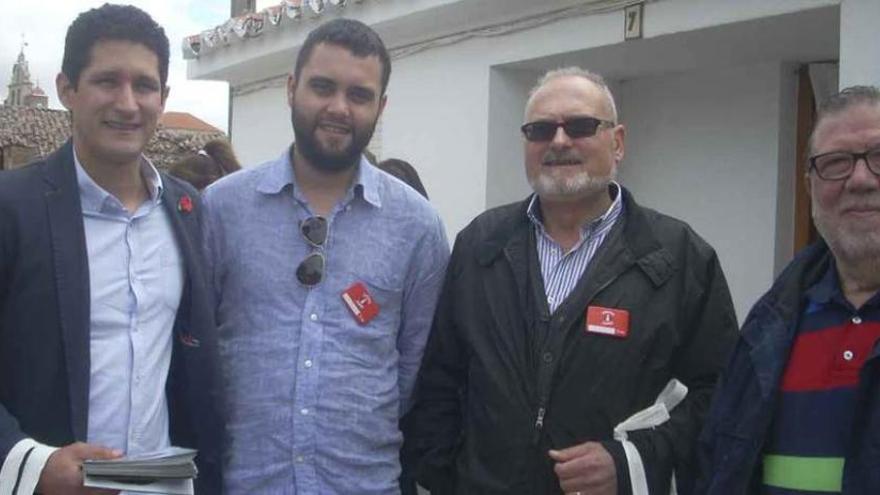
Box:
[0,5,222,494]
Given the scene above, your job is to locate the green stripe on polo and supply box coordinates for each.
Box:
[763,454,844,492]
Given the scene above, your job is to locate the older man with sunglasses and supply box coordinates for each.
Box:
[408,67,737,494]
[201,19,449,494]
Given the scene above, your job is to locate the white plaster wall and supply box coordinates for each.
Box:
[221,0,839,234]
[381,38,493,240]
[230,82,291,166]
[617,63,788,321]
[485,68,538,209]
[839,0,880,88]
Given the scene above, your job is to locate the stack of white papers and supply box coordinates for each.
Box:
[83,447,197,495]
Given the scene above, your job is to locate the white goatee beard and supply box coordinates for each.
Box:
[529,165,617,199]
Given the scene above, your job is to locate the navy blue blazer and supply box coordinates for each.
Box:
[0,141,223,493]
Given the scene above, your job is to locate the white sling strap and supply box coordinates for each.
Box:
[0,438,58,495]
[613,379,688,495]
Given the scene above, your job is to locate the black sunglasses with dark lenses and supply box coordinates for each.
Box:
[297,216,328,286]
[520,117,614,142]
[297,252,325,287]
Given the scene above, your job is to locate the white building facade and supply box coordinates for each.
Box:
[187,0,880,320]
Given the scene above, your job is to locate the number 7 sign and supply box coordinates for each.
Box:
[624,3,644,40]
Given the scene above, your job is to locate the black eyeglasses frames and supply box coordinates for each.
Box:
[809,148,880,181]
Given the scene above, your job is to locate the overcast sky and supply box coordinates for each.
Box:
[0,1,232,132]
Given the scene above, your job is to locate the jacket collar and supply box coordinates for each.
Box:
[39,140,91,441]
[42,139,77,190]
[476,187,672,285]
[740,241,832,398]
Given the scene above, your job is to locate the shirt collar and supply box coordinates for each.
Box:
[527,181,622,234]
[805,259,880,310]
[256,145,382,208]
[74,148,163,214]
[804,261,840,306]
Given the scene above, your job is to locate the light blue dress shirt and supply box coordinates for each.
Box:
[75,152,183,458]
[202,149,449,494]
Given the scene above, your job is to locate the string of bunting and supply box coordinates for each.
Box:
[183,0,365,59]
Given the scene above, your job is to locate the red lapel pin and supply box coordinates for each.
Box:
[177,194,193,214]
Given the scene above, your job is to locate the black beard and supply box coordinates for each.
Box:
[291,107,376,173]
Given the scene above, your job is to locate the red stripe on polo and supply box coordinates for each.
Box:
[780,321,880,392]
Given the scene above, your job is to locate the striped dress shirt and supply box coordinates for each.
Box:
[526,183,623,313]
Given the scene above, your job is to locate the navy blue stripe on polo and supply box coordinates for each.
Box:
[766,388,857,456]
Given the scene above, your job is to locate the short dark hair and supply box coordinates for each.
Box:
[169,140,242,191]
[62,3,170,89]
[377,158,428,199]
[294,18,391,94]
[809,85,880,154]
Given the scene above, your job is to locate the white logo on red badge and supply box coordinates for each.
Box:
[341,282,380,325]
[586,306,630,338]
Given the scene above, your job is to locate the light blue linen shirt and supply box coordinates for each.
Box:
[74,152,183,458]
[203,149,450,494]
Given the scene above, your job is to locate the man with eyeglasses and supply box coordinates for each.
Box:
[201,18,449,494]
[697,86,880,494]
[408,67,737,494]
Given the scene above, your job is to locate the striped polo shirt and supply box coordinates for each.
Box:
[762,264,880,494]
[526,183,623,314]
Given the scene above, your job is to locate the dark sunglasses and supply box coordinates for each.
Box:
[296,216,328,287]
[520,116,614,142]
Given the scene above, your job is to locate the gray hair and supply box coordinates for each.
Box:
[809,85,880,155]
[525,67,618,123]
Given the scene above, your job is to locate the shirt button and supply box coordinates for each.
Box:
[852,316,863,324]
[542,352,553,364]
[310,313,318,322]
[296,455,304,463]
[301,408,309,415]
[843,350,854,361]
[304,359,313,368]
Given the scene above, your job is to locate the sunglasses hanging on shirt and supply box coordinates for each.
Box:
[296,216,328,287]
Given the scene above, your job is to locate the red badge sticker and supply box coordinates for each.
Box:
[585,306,630,338]
[341,282,380,325]
[177,194,193,214]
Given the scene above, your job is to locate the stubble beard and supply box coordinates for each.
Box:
[812,199,880,285]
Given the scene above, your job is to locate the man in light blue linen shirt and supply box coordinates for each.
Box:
[202,18,449,494]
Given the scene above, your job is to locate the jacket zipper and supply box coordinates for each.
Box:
[530,276,620,446]
[532,406,546,444]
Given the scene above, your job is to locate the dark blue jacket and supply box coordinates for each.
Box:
[0,142,224,493]
[696,242,880,493]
